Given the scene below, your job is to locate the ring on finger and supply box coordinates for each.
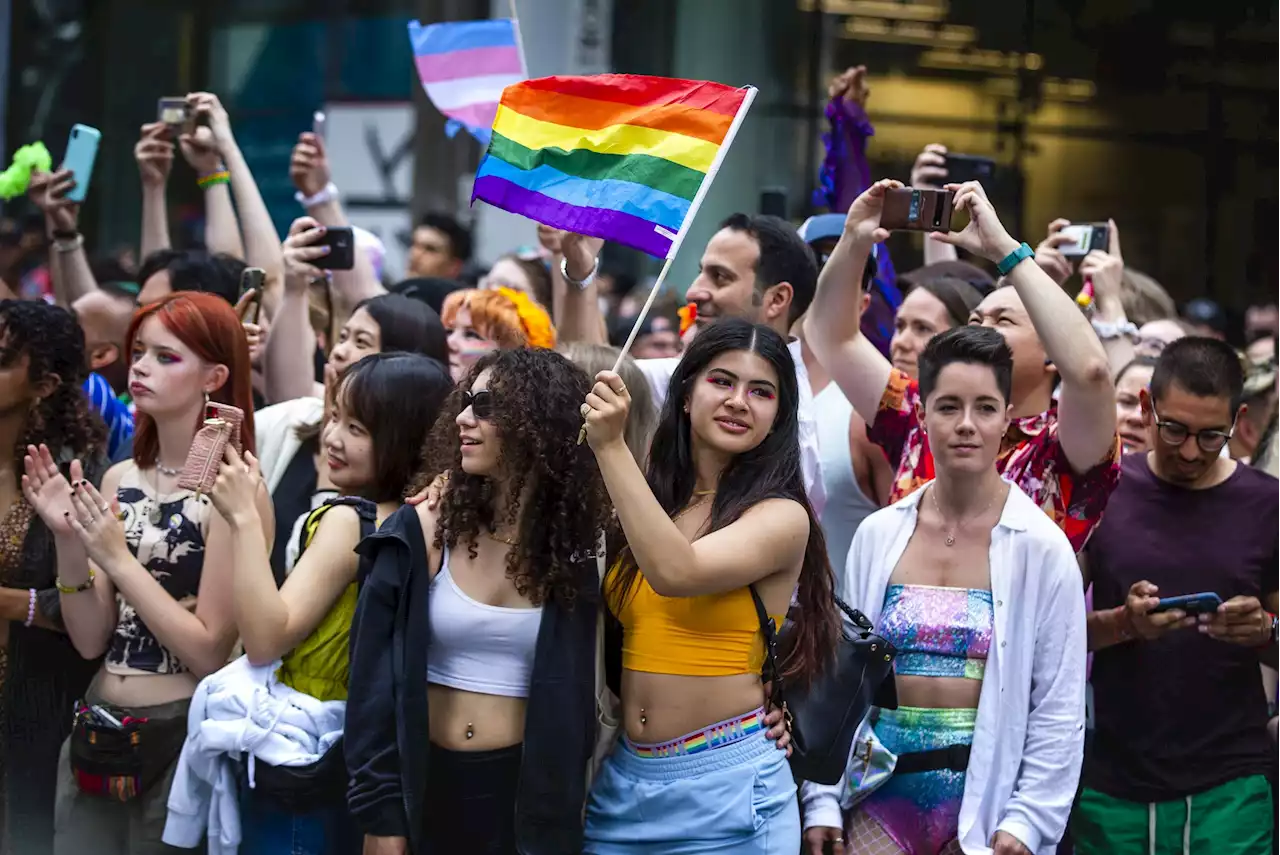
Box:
[100,504,111,514]
[580,403,591,418]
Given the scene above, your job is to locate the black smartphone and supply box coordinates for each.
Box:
[943,153,995,186]
[1059,222,1110,259]
[237,267,266,323]
[313,226,355,271]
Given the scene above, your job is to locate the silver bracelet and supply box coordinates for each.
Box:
[1091,318,1138,341]
[53,234,84,254]
[560,255,599,291]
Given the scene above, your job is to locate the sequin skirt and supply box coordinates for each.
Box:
[860,706,976,855]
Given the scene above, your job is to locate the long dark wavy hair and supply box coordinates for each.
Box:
[415,348,610,608]
[608,318,839,685]
[0,301,107,473]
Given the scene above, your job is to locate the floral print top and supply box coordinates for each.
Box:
[869,367,1122,552]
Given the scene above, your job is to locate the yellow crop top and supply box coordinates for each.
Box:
[607,558,788,678]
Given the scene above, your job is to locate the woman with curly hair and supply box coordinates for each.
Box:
[579,317,841,853]
[0,300,107,854]
[22,291,274,855]
[441,287,556,383]
[346,347,609,855]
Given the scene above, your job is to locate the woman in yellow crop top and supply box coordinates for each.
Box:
[203,353,451,855]
[581,318,840,854]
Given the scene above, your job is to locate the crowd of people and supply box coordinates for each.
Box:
[0,65,1273,855]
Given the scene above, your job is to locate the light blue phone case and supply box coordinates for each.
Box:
[62,124,102,203]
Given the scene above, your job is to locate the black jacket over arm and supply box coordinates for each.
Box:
[345,504,598,855]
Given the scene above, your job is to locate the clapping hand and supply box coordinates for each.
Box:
[21,444,84,539]
[66,479,130,571]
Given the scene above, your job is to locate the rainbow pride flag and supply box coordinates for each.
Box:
[409,19,526,144]
[471,74,753,258]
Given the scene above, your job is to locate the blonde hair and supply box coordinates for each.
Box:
[1120,268,1176,327]
[557,342,656,463]
[441,287,556,349]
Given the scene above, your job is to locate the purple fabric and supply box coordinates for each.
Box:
[811,96,900,357]
[813,97,874,214]
[472,174,673,258]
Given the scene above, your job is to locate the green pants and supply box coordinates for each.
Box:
[1073,775,1273,855]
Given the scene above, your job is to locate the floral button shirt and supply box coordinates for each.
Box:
[869,368,1122,552]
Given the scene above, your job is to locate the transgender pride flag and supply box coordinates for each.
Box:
[409,19,527,145]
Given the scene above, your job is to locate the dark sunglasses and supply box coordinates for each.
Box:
[461,390,494,420]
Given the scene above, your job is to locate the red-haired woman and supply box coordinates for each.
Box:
[22,291,274,855]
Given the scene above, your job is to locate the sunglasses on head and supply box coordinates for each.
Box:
[461,389,494,420]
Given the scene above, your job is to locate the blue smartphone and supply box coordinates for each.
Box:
[1151,592,1223,615]
[61,124,102,203]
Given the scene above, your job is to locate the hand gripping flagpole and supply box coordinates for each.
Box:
[578,85,758,445]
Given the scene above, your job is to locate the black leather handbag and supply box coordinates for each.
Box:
[750,587,898,786]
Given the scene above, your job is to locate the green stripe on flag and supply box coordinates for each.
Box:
[488,132,703,202]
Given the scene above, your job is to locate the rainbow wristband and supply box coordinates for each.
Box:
[197,170,230,190]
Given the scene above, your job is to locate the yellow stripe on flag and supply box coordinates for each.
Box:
[492,104,718,174]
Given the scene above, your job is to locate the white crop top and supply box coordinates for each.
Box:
[426,547,544,699]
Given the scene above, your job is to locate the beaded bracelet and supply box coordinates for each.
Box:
[56,567,95,594]
[24,588,35,627]
[197,170,231,190]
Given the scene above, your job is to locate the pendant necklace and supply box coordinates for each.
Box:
[930,483,1000,547]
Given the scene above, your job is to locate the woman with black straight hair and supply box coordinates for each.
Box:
[580,317,840,853]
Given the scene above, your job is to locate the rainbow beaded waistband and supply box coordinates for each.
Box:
[624,707,765,758]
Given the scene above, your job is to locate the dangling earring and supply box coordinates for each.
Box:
[203,391,210,416]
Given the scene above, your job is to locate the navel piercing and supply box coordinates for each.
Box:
[465,722,474,740]
[639,708,647,725]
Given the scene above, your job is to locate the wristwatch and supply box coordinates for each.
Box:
[560,255,599,291]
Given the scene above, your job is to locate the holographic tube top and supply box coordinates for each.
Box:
[879,584,993,680]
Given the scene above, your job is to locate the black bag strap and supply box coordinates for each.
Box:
[748,584,782,690]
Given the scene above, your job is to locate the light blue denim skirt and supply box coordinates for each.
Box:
[583,728,800,853]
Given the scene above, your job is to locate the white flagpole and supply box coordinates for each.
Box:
[578,85,758,444]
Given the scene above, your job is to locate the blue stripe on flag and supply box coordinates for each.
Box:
[409,19,517,56]
[476,155,691,232]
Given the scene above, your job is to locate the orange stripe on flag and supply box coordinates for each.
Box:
[501,86,734,145]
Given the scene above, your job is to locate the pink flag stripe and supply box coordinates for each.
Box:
[415,46,524,84]
[443,102,500,130]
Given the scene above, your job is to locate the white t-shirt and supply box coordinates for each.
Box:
[633,339,826,517]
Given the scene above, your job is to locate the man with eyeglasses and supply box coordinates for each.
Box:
[1076,336,1278,855]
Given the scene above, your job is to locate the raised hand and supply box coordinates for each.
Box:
[290,132,331,199]
[561,232,604,282]
[178,124,222,175]
[582,370,631,451]
[186,92,235,153]
[844,178,902,244]
[282,216,330,293]
[28,168,80,232]
[828,65,870,108]
[134,123,174,189]
[21,445,83,538]
[911,144,949,189]
[1033,219,1074,286]
[931,181,1020,264]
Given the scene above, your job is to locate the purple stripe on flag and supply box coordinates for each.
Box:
[473,175,673,259]
[444,102,500,131]
[415,46,523,84]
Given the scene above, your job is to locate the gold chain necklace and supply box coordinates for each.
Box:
[929,483,1000,547]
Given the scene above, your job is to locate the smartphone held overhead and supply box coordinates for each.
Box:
[943,153,995,186]
[1059,222,1110,258]
[313,226,355,271]
[61,124,102,203]
[882,188,955,233]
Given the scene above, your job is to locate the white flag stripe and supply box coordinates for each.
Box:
[423,74,524,110]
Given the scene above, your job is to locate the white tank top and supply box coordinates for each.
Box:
[426,547,544,698]
[813,383,878,575]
